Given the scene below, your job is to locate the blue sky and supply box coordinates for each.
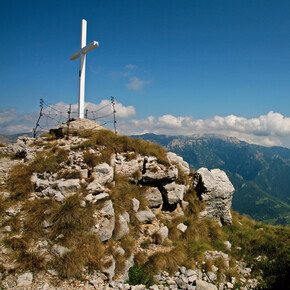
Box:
[0,0,289,147]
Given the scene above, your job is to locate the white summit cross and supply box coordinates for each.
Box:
[70,19,99,119]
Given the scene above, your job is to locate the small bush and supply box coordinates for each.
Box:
[128,264,154,287]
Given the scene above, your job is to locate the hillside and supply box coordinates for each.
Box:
[131,134,290,225]
[0,121,289,289]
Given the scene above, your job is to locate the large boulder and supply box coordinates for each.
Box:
[193,168,234,225]
[196,280,218,290]
[113,153,143,180]
[115,212,130,240]
[56,179,81,194]
[136,208,156,224]
[167,152,190,175]
[92,200,115,241]
[163,182,185,205]
[142,157,178,184]
[143,187,163,208]
[93,163,114,185]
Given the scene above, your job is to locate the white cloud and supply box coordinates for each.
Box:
[124,64,138,70]
[118,111,290,148]
[0,100,136,135]
[1,104,289,148]
[126,77,146,91]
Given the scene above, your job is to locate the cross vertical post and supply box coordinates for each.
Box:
[70,19,99,119]
[79,19,87,119]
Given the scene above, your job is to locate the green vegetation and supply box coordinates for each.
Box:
[224,212,290,289]
[128,264,154,287]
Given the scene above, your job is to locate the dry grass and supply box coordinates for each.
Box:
[56,169,82,180]
[23,198,58,238]
[134,252,148,266]
[74,129,169,166]
[30,148,69,173]
[120,235,135,258]
[146,247,186,274]
[7,164,33,199]
[2,215,21,233]
[49,194,95,242]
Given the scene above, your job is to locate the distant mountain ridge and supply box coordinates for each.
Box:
[132,133,290,225]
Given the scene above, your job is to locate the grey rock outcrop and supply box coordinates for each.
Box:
[93,163,114,185]
[142,157,178,184]
[155,226,168,244]
[131,198,140,212]
[56,179,81,194]
[115,212,130,240]
[167,152,190,175]
[92,200,115,241]
[196,280,218,290]
[163,182,185,205]
[143,187,163,208]
[86,179,105,194]
[136,208,156,224]
[17,272,33,287]
[194,168,234,225]
[51,244,70,257]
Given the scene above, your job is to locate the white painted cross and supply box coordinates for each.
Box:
[70,19,99,119]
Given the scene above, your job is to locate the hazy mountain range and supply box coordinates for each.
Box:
[132,133,290,225]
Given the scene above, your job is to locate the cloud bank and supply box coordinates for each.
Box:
[0,100,136,135]
[0,104,289,148]
[118,111,290,148]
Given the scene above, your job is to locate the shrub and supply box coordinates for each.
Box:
[128,264,154,287]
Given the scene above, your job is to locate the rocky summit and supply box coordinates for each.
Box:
[0,119,289,289]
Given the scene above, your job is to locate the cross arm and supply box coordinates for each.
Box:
[70,41,99,60]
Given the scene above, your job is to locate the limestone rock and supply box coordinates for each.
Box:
[51,244,70,257]
[167,152,190,175]
[196,280,218,290]
[114,153,143,179]
[85,192,109,203]
[86,179,105,194]
[102,255,115,281]
[54,118,105,132]
[131,198,140,212]
[177,223,187,233]
[56,179,81,194]
[143,187,163,208]
[163,182,185,204]
[194,168,234,225]
[136,208,156,224]
[115,212,130,240]
[31,174,50,191]
[92,200,115,241]
[155,226,168,244]
[142,157,178,183]
[93,163,114,185]
[17,272,33,287]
